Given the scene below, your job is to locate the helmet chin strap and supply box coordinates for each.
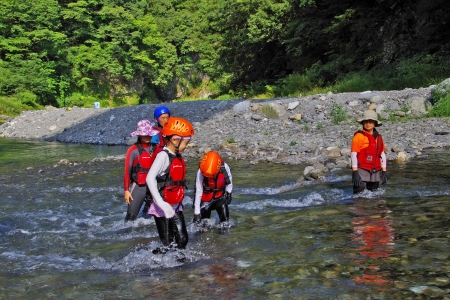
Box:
[169,138,181,156]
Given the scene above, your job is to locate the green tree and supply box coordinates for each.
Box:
[0,0,67,105]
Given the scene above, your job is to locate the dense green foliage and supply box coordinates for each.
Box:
[1,0,450,116]
[428,84,450,117]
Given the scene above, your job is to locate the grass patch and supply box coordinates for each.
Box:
[427,88,450,117]
[261,104,278,119]
[330,103,349,124]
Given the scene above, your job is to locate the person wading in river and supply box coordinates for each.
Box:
[123,120,160,221]
[351,110,388,194]
[140,106,171,214]
[193,151,233,229]
[146,117,194,252]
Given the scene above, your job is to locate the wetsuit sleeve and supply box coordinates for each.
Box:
[351,152,358,169]
[123,146,136,191]
[381,151,387,169]
[194,169,204,215]
[146,151,175,218]
[224,162,233,193]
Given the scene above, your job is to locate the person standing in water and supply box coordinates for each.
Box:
[351,110,388,194]
[193,151,233,227]
[140,106,171,214]
[123,120,160,221]
[146,117,194,251]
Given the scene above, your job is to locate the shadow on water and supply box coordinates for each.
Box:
[1,139,450,299]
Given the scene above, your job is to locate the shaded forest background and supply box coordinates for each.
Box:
[1,0,450,114]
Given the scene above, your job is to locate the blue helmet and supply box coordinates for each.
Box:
[154,106,171,124]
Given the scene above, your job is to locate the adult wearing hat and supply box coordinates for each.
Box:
[123,120,160,221]
[351,110,388,194]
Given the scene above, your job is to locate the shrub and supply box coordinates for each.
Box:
[330,103,349,124]
[427,89,450,117]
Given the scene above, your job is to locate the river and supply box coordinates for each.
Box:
[0,138,449,299]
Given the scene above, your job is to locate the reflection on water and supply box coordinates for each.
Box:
[349,199,395,289]
[1,138,450,299]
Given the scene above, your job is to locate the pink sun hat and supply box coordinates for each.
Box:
[130,119,159,137]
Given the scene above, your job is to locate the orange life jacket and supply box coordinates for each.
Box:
[157,150,188,205]
[355,130,384,172]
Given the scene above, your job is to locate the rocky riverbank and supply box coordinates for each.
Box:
[1,83,450,180]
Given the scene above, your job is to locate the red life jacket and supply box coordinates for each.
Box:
[157,150,188,205]
[355,130,384,172]
[131,143,164,185]
[201,163,231,202]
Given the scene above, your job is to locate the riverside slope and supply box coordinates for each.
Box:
[1,86,450,179]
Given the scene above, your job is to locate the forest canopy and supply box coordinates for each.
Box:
[0,0,449,111]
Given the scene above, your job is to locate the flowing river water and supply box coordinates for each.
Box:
[1,138,449,299]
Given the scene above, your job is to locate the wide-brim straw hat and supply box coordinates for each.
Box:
[357,110,382,127]
[130,119,160,136]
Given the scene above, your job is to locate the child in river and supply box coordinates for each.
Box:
[123,120,160,221]
[351,110,388,194]
[146,117,194,251]
[193,151,233,228]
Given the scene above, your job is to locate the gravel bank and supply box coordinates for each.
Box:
[1,86,450,178]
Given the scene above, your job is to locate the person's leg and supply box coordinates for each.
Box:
[200,204,212,219]
[154,216,171,246]
[170,211,188,249]
[125,184,147,221]
[353,181,367,195]
[141,190,152,215]
[366,182,380,191]
[216,203,229,223]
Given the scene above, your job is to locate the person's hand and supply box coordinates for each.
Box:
[124,191,133,204]
[381,171,388,185]
[160,202,175,218]
[193,214,201,225]
[352,170,362,187]
[225,192,232,204]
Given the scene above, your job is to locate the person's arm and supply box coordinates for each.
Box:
[350,133,363,171]
[380,151,387,171]
[194,170,204,215]
[224,163,233,193]
[123,146,136,204]
[351,152,358,171]
[146,151,175,218]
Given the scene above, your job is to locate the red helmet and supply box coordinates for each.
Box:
[161,117,194,137]
[199,151,223,178]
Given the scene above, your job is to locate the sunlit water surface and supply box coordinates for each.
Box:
[1,138,449,299]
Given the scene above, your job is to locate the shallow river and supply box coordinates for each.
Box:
[0,139,449,299]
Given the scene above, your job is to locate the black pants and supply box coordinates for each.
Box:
[353,181,380,195]
[154,210,188,249]
[201,196,230,223]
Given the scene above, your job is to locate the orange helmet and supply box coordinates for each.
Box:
[162,117,194,137]
[199,151,223,178]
